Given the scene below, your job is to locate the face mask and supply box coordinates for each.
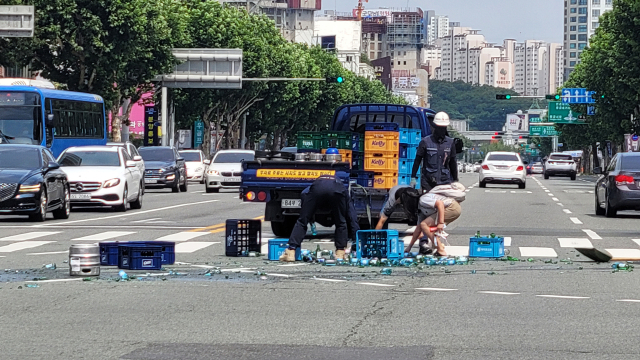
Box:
[433,126,447,141]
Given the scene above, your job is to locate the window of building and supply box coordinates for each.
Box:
[570,8,577,13]
[592,9,600,17]
[398,61,401,65]
[346,56,353,62]
[578,16,587,23]
[578,7,587,14]
[606,0,612,4]
[571,0,577,4]
[570,34,577,40]
[570,17,576,22]
[403,51,407,56]
[370,43,375,50]
[569,43,576,49]
[578,25,587,32]
[378,34,383,41]
[403,61,407,65]
[570,52,576,58]
[578,43,587,49]
[592,22,599,29]
[320,36,336,49]
[570,25,576,31]
[370,52,375,59]
[593,0,600,4]
[578,34,588,41]
[579,0,587,4]
[570,61,576,66]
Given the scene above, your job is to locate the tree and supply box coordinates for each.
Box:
[0,0,186,141]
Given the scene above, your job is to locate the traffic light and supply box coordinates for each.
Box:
[591,92,604,99]
[496,94,512,100]
[326,76,345,83]
[545,94,561,100]
[492,131,505,139]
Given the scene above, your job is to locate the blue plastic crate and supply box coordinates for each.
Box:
[410,129,423,144]
[122,241,175,265]
[268,239,302,261]
[352,171,374,188]
[118,244,163,270]
[398,159,414,175]
[351,133,362,151]
[469,236,504,258]
[365,122,399,132]
[99,241,120,266]
[399,128,411,144]
[399,144,417,160]
[352,151,364,170]
[398,175,411,186]
[226,219,262,257]
[356,230,403,260]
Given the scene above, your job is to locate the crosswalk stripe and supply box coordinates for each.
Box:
[174,242,217,253]
[155,232,209,242]
[558,238,593,248]
[444,246,469,256]
[72,231,136,241]
[504,237,512,246]
[0,232,60,242]
[582,229,602,240]
[633,239,640,247]
[0,241,55,253]
[519,247,558,258]
[570,218,583,225]
[605,249,640,261]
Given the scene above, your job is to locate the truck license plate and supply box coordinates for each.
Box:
[70,194,91,200]
[281,199,301,208]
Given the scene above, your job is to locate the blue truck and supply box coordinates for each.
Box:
[240,104,437,237]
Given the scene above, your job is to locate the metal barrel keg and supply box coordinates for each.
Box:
[69,244,100,276]
[324,154,342,162]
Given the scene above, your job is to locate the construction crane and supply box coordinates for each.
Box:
[355,0,369,21]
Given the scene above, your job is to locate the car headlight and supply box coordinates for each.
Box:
[19,184,41,193]
[207,169,219,176]
[103,178,121,188]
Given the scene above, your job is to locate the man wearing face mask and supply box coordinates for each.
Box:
[411,112,458,193]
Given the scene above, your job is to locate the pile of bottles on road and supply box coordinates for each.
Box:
[300,245,470,271]
[612,262,634,272]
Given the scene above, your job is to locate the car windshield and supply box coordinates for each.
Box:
[0,148,41,169]
[0,92,42,145]
[179,151,202,162]
[621,156,640,171]
[214,152,254,163]
[139,148,175,162]
[487,154,519,162]
[549,154,573,161]
[59,151,120,167]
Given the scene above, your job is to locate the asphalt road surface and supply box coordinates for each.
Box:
[2,173,640,360]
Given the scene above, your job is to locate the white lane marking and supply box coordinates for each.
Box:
[190,191,205,194]
[174,242,217,253]
[27,250,69,256]
[0,232,60,241]
[416,287,458,292]
[315,278,347,282]
[277,263,307,267]
[131,218,162,223]
[558,238,593,248]
[191,264,215,269]
[544,190,550,192]
[155,232,209,242]
[504,237,512,247]
[221,268,256,273]
[72,231,136,241]
[49,200,220,225]
[605,249,640,260]
[265,273,292,278]
[402,236,413,243]
[563,209,572,214]
[552,198,559,201]
[485,190,506,193]
[357,282,395,287]
[519,247,558,257]
[444,246,469,256]
[633,239,640,247]
[174,262,191,265]
[25,278,83,283]
[570,217,583,225]
[465,189,470,192]
[548,193,554,196]
[617,299,640,303]
[312,239,333,244]
[0,241,55,253]
[536,295,590,299]
[478,291,520,295]
[557,203,564,206]
[582,229,602,240]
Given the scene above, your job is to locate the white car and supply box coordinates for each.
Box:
[179,150,208,184]
[107,142,145,180]
[544,153,577,180]
[57,146,143,211]
[479,151,526,189]
[205,150,255,193]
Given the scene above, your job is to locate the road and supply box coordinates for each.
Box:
[1,173,640,360]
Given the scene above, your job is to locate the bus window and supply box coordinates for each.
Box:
[0,91,42,145]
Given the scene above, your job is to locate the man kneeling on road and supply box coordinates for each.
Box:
[375,185,421,230]
[405,182,465,256]
[280,175,358,262]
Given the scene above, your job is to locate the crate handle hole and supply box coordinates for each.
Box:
[141,251,155,256]
[81,269,92,273]
[478,241,491,245]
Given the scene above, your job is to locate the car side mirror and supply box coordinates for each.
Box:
[204,160,211,165]
[593,167,603,175]
[47,161,60,170]
[133,155,143,162]
[46,114,55,128]
[125,160,137,168]
[176,157,184,162]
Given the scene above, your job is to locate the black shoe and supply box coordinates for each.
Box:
[419,245,433,255]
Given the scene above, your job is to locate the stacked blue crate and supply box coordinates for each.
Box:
[398,128,421,185]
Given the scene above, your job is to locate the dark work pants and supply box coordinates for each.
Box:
[289,179,350,250]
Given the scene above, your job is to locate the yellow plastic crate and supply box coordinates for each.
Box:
[364,152,399,171]
[321,149,352,165]
[373,171,398,189]
[365,131,400,152]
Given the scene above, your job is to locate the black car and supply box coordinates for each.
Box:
[0,145,70,221]
[138,146,188,193]
[595,152,640,217]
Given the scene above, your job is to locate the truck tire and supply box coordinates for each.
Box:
[271,216,297,238]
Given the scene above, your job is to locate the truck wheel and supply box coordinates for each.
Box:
[270,216,297,237]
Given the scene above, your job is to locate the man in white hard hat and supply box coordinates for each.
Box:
[411,111,459,193]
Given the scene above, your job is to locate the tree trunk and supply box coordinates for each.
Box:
[592,143,600,169]
[110,104,122,142]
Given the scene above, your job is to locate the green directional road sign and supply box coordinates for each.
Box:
[548,102,585,124]
[530,125,559,137]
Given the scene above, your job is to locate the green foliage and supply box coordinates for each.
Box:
[429,80,532,131]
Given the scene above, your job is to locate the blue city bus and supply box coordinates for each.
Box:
[0,83,107,157]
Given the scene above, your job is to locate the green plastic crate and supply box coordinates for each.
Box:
[297,132,323,150]
[322,131,353,150]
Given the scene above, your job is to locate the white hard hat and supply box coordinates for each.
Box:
[433,112,450,127]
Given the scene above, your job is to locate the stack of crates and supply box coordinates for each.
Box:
[364,123,399,189]
[297,132,323,153]
[398,128,422,186]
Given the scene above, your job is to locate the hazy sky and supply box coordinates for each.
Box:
[322,0,564,44]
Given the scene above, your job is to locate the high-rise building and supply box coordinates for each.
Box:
[425,12,450,46]
[563,0,613,80]
[514,41,564,96]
